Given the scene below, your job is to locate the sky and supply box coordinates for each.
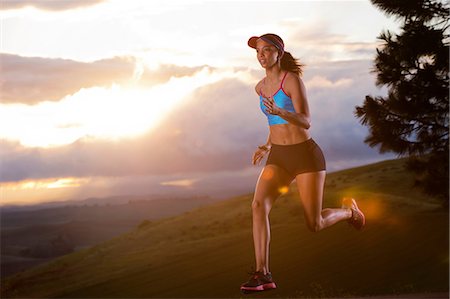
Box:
[0,0,400,206]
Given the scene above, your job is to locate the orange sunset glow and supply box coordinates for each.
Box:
[1,3,447,299]
[1,0,400,206]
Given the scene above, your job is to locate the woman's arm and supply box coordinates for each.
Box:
[252,131,272,165]
[252,81,272,165]
[259,131,272,150]
[276,107,310,129]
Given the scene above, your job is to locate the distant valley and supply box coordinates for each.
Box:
[1,195,218,278]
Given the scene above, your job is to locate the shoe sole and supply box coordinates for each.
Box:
[240,282,277,292]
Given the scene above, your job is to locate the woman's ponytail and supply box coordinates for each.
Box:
[280,51,304,76]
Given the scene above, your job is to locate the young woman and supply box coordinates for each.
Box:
[240,33,365,293]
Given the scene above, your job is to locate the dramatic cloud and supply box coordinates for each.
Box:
[138,64,212,86]
[0,53,211,105]
[0,59,393,184]
[0,0,106,11]
[304,59,394,167]
[0,60,398,208]
[0,1,402,205]
[158,77,265,154]
[0,54,135,104]
[0,77,261,182]
[283,20,380,63]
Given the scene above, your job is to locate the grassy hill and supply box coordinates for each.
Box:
[1,158,448,298]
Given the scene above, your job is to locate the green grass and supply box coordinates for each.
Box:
[1,158,448,298]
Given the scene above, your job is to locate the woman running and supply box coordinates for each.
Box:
[240,33,365,293]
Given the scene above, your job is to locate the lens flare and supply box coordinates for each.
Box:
[278,186,289,195]
[361,198,385,220]
[341,196,386,221]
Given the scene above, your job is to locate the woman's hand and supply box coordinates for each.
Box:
[252,145,271,165]
[262,97,282,115]
[263,96,311,129]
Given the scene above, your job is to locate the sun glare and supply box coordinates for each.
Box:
[0,177,90,206]
[2,177,89,191]
[0,67,241,148]
[160,179,197,187]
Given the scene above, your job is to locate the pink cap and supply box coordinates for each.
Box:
[248,33,284,54]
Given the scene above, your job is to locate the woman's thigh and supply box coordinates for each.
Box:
[253,164,293,206]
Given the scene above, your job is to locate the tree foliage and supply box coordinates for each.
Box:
[355,0,449,202]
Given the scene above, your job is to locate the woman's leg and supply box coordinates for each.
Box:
[252,164,292,274]
[295,171,352,232]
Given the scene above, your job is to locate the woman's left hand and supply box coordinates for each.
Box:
[263,97,282,115]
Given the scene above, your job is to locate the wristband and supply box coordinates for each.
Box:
[258,145,271,151]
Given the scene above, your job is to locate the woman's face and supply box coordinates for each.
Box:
[255,39,279,69]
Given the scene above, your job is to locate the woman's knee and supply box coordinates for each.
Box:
[251,198,273,215]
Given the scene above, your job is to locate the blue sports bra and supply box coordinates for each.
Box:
[259,72,295,126]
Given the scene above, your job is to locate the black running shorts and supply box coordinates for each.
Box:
[266,138,326,179]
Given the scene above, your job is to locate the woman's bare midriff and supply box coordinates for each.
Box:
[269,123,311,145]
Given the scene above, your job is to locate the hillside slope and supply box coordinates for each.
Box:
[1,158,448,298]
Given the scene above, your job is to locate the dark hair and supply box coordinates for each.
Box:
[280,51,304,76]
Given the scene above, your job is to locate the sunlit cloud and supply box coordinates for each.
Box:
[0,53,210,105]
[0,67,250,148]
[0,1,402,206]
[0,75,261,184]
[0,177,91,206]
[2,177,89,190]
[160,179,197,187]
[0,53,135,104]
[0,0,106,11]
[1,60,390,186]
[305,76,353,90]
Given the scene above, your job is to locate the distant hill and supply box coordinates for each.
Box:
[1,194,210,212]
[1,195,216,228]
[1,158,448,298]
[1,196,218,278]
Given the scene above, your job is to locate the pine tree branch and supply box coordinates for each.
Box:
[366,0,450,201]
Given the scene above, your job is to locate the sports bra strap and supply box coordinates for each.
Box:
[280,71,288,89]
[261,71,289,97]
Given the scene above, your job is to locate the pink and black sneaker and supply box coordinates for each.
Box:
[240,271,277,293]
[342,198,366,230]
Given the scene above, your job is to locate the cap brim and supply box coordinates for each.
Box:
[247,36,259,49]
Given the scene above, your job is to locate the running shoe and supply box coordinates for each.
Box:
[342,198,366,230]
[240,271,277,292]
